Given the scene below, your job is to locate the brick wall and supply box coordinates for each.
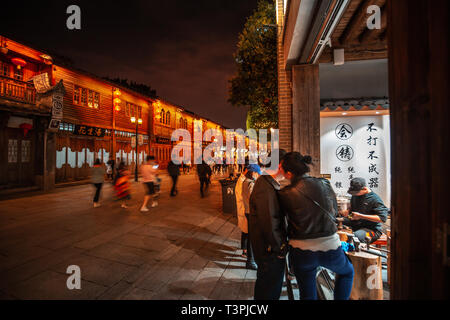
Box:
[276,0,293,152]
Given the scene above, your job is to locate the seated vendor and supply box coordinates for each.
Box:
[341,177,389,244]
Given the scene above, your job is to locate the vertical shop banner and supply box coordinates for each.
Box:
[320,116,391,207]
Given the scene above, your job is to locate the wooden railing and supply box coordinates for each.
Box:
[0,75,36,104]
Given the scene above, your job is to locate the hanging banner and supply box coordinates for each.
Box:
[32,73,52,93]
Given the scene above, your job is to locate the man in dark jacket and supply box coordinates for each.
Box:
[167,160,180,197]
[342,177,389,244]
[248,149,287,300]
[197,161,212,197]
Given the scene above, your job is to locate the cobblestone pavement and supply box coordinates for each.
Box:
[0,173,299,300]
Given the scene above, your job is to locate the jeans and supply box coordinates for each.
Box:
[170,175,178,196]
[93,183,102,203]
[290,246,354,300]
[254,255,285,300]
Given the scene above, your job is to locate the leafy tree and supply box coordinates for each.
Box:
[228,0,278,130]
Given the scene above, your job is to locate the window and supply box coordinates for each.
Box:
[166,111,171,125]
[0,62,10,77]
[88,91,94,108]
[125,103,130,116]
[8,139,18,163]
[73,86,81,105]
[80,88,87,106]
[73,85,99,109]
[184,119,188,129]
[138,106,142,119]
[94,92,100,108]
[14,68,23,81]
[21,140,31,162]
[160,109,165,123]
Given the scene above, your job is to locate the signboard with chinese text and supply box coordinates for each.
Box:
[320,115,391,207]
[74,125,105,138]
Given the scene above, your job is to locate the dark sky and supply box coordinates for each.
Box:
[1,0,258,128]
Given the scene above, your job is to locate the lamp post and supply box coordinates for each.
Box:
[130,116,142,182]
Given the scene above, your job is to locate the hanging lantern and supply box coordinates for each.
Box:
[11,57,27,69]
[113,88,121,111]
[19,123,33,137]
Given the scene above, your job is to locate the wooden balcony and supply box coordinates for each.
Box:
[0,75,36,104]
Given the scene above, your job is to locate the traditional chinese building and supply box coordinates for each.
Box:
[0,36,54,191]
[0,35,228,190]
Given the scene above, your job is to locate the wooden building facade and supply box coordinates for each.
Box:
[0,35,228,189]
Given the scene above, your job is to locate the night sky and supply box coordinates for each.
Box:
[1,0,259,129]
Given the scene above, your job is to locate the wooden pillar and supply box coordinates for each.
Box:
[387,0,449,299]
[291,64,320,176]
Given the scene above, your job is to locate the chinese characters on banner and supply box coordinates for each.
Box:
[320,116,391,207]
[74,125,105,138]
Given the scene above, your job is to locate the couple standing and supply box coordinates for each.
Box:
[243,151,354,300]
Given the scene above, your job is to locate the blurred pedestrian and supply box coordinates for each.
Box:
[167,160,180,197]
[114,162,131,209]
[140,155,158,212]
[242,164,261,270]
[91,158,105,208]
[235,166,248,257]
[197,160,212,197]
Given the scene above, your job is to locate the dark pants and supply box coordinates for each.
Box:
[200,177,208,197]
[254,255,286,300]
[170,175,178,196]
[93,183,102,203]
[290,247,354,300]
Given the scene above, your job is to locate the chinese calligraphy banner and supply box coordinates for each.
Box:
[74,125,106,138]
[320,115,391,207]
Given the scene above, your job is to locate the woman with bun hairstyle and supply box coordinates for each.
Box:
[278,152,354,300]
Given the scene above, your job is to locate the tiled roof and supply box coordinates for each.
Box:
[320,97,389,112]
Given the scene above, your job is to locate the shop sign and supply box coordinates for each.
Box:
[320,116,391,207]
[156,136,171,144]
[74,125,105,137]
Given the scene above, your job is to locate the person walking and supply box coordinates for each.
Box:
[242,164,261,270]
[140,155,158,212]
[278,152,354,300]
[167,160,180,197]
[91,158,105,208]
[197,160,212,197]
[248,149,288,300]
[114,162,131,209]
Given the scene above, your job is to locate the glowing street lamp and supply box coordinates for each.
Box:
[131,116,143,182]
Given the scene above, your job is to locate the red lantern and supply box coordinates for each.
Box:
[19,123,33,137]
[11,57,27,69]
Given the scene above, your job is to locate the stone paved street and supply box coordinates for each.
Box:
[0,172,298,300]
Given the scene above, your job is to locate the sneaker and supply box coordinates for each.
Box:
[121,204,128,208]
[241,250,247,258]
[140,207,149,212]
[93,203,101,208]
[151,201,158,207]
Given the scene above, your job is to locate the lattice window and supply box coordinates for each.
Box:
[8,139,18,163]
[21,140,31,162]
[14,68,23,81]
[94,92,100,108]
